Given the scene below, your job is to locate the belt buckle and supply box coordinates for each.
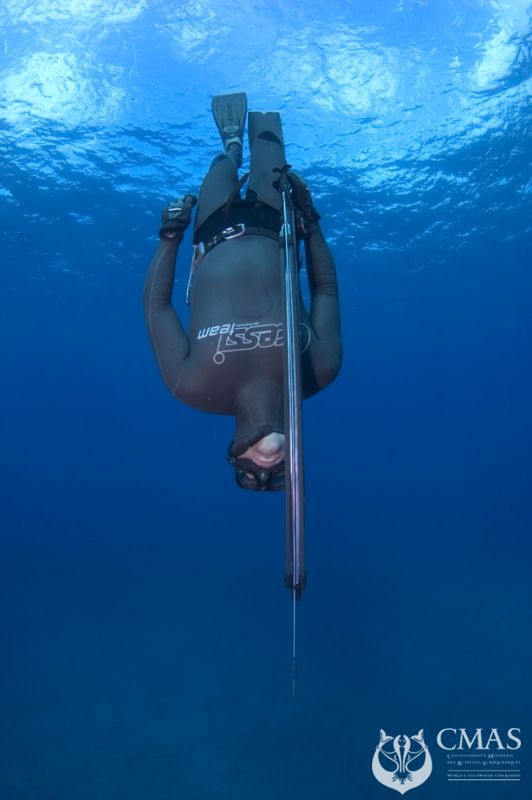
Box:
[222,223,246,240]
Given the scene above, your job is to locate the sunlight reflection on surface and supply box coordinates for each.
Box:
[1,51,125,126]
[0,0,529,253]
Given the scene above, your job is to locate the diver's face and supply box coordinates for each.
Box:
[240,432,285,468]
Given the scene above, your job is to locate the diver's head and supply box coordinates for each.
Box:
[227,432,286,491]
[241,432,285,467]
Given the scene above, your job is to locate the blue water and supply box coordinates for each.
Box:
[1,1,531,798]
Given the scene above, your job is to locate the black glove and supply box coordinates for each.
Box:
[159,194,197,242]
[287,172,321,237]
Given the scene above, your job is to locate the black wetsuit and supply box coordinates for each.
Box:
[143,133,342,457]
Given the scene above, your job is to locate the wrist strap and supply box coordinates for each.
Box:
[159,228,184,242]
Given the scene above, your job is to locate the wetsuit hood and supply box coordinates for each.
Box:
[229,380,284,458]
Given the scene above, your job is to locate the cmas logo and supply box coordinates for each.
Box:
[372,729,432,794]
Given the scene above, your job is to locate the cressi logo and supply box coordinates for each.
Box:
[196,320,311,364]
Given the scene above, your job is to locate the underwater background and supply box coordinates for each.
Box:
[1,1,531,798]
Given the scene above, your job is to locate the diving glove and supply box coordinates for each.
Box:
[287,172,321,237]
[159,194,197,242]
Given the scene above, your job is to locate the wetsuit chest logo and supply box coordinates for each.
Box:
[197,321,311,364]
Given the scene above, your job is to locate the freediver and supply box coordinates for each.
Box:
[143,92,342,491]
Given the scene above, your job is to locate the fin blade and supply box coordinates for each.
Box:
[211,92,248,143]
[248,110,285,152]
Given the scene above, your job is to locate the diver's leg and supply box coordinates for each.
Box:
[194,93,248,237]
[194,154,240,236]
[246,112,287,211]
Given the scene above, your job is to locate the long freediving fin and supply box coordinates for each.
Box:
[211,92,248,152]
[248,111,286,152]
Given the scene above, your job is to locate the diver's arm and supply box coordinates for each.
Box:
[143,239,189,392]
[287,171,342,371]
[143,194,197,393]
[305,223,342,369]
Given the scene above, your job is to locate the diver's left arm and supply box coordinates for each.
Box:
[143,195,197,394]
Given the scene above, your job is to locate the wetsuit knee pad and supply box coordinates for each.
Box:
[210,153,230,168]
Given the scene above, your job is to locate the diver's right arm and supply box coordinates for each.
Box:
[288,174,342,386]
[143,195,196,394]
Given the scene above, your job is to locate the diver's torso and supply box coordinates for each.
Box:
[180,235,287,412]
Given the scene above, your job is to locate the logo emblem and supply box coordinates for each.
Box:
[196,321,311,364]
[372,729,432,794]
